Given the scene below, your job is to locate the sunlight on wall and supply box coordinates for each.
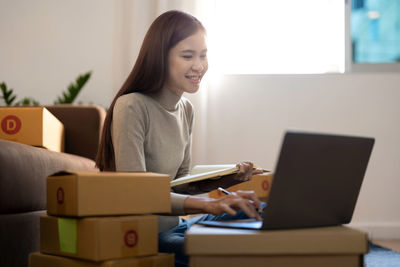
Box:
[206,0,345,74]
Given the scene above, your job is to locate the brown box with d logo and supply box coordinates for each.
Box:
[47,171,171,217]
[0,107,64,152]
[40,215,158,261]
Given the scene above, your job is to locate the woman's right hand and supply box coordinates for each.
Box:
[184,190,262,221]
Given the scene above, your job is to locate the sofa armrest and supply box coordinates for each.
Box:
[0,140,98,213]
[45,104,106,160]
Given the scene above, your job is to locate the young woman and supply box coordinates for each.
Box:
[96,10,263,266]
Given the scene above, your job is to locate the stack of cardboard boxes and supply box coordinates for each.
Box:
[29,171,175,267]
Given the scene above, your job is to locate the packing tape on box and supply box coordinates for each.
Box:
[58,218,77,254]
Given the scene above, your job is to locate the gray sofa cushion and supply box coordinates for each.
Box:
[0,210,45,267]
[0,140,98,213]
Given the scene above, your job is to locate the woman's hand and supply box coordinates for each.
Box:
[184,190,263,221]
[234,161,264,182]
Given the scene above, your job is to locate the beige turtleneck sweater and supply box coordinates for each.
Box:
[112,87,193,232]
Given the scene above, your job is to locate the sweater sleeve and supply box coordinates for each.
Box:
[112,95,147,172]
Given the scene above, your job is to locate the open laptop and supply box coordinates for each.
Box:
[198,130,375,230]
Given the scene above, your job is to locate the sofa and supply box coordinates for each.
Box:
[0,105,106,267]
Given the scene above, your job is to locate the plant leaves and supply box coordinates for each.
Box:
[54,71,92,104]
[16,97,40,106]
[0,82,18,106]
[9,95,16,104]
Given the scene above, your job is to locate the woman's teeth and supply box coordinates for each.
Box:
[186,75,200,81]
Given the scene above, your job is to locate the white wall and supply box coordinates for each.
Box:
[0,0,116,108]
[1,1,399,239]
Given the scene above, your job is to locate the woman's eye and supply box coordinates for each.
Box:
[200,54,207,59]
[182,55,192,59]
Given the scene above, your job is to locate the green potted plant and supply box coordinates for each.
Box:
[0,71,91,106]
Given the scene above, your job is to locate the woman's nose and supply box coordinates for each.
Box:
[192,59,205,72]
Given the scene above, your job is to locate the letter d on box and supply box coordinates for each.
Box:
[1,115,22,135]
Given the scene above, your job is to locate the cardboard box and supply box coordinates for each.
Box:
[186,224,368,267]
[47,171,171,216]
[208,173,274,202]
[0,107,64,152]
[29,252,174,267]
[40,215,159,261]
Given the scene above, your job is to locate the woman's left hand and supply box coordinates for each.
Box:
[234,161,264,182]
[184,161,265,194]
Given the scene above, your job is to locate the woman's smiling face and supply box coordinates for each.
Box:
[165,30,208,96]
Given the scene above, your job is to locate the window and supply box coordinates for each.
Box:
[205,0,400,74]
[350,0,400,71]
[351,0,400,63]
[208,0,345,74]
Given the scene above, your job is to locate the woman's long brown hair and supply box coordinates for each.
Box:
[96,10,205,171]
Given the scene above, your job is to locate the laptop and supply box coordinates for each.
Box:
[198,130,375,230]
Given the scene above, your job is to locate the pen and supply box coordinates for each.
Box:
[217,187,230,195]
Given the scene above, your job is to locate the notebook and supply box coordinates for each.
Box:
[198,130,375,230]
